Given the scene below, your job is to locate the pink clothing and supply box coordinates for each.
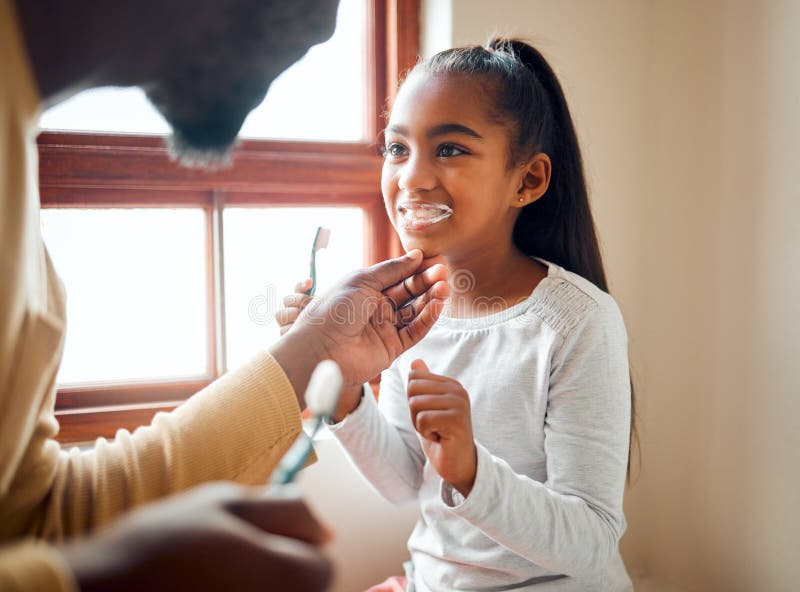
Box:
[366,575,408,592]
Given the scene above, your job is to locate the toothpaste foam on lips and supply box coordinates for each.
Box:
[397,202,454,231]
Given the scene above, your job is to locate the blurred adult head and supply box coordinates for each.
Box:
[16,0,340,165]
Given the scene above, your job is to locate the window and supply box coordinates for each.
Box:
[41,208,209,384]
[40,0,420,443]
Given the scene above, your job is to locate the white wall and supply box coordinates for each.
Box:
[639,2,800,590]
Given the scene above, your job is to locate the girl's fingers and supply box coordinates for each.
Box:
[275,307,302,326]
[407,379,458,397]
[410,359,430,373]
[282,293,314,309]
[414,408,463,441]
[407,359,456,383]
[408,389,469,427]
[294,278,313,293]
[409,394,467,423]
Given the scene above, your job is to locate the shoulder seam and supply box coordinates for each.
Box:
[529,278,599,339]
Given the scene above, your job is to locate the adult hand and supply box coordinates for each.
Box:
[62,482,332,592]
[270,250,449,406]
[407,359,478,497]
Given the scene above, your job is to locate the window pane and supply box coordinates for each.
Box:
[41,208,208,385]
[39,0,366,142]
[224,207,364,370]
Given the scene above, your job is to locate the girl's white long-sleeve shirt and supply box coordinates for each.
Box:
[328,261,633,591]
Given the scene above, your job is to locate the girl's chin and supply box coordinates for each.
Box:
[400,237,445,259]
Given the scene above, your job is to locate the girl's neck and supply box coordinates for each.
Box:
[443,242,548,319]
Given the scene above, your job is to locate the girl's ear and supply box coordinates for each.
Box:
[512,153,551,208]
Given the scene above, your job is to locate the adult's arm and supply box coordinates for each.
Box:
[3,351,303,540]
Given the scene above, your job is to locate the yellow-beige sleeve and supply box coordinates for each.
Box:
[30,352,305,539]
[0,539,77,592]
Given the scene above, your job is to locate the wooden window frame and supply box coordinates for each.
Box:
[39,0,419,443]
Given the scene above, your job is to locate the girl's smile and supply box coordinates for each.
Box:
[381,72,531,260]
[396,201,454,232]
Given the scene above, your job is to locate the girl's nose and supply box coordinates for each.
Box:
[397,155,436,193]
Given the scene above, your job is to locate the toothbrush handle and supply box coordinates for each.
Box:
[269,433,313,485]
[305,250,316,297]
[268,418,323,485]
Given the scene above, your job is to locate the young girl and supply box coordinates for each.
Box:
[280,38,633,592]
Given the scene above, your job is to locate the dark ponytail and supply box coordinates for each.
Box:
[410,39,638,482]
[494,39,607,292]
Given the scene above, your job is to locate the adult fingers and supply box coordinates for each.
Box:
[233,526,333,592]
[225,487,332,545]
[383,263,449,310]
[418,255,447,272]
[377,295,400,328]
[394,289,430,327]
[397,280,450,351]
[360,249,424,292]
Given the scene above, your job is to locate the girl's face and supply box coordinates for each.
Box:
[381,72,528,259]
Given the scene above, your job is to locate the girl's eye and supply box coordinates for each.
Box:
[437,143,466,157]
[384,143,407,158]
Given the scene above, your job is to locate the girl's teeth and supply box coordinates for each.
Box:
[409,208,441,219]
[398,204,453,225]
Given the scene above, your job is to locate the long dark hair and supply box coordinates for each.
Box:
[410,38,639,481]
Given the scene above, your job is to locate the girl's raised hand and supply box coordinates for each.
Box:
[276,279,313,336]
[407,359,477,497]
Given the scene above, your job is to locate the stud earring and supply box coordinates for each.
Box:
[518,197,524,202]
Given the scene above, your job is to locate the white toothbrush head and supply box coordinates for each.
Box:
[304,359,343,418]
[313,227,331,251]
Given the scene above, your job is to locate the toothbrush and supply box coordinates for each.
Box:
[305,226,331,296]
[269,359,343,485]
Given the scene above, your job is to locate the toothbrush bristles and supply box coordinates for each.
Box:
[314,227,331,251]
[304,360,343,417]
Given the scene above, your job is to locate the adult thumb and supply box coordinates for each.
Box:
[226,486,333,545]
[363,250,424,291]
